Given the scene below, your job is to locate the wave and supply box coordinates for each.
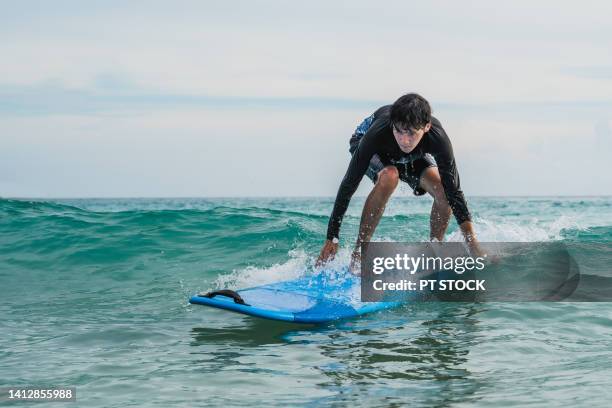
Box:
[1,198,610,288]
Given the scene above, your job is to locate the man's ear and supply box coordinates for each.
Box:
[424,122,432,132]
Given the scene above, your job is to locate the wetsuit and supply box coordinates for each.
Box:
[326,105,471,241]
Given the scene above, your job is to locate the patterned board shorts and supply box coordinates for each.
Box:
[350,113,437,196]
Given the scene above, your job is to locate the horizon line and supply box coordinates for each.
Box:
[3,195,611,200]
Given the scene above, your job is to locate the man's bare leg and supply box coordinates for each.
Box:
[350,166,399,272]
[419,167,452,241]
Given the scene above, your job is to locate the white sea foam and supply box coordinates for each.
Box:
[213,248,310,289]
[212,214,589,290]
[446,215,584,242]
[213,246,359,289]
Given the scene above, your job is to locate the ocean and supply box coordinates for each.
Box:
[1,196,611,407]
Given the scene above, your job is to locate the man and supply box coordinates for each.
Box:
[316,93,482,273]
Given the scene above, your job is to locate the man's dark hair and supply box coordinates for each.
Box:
[390,93,432,130]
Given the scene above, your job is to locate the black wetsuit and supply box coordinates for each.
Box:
[326,105,471,241]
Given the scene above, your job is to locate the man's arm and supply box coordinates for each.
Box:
[428,119,478,247]
[317,126,379,266]
[325,127,379,241]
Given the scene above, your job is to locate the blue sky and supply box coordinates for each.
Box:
[1,1,611,197]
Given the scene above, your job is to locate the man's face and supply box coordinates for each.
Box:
[392,122,431,153]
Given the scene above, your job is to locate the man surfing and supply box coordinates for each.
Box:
[316,93,483,273]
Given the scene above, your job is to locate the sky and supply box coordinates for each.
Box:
[1,0,611,197]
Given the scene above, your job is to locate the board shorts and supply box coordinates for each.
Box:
[349,113,437,196]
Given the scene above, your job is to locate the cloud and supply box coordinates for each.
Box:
[0,80,384,116]
[562,66,612,80]
[2,1,612,196]
[2,80,612,119]
[1,2,612,102]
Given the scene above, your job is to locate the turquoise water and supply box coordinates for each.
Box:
[1,196,611,407]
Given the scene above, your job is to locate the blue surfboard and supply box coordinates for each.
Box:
[189,268,401,324]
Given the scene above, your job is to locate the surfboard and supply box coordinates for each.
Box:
[189,268,401,324]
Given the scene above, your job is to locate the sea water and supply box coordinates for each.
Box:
[1,196,611,407]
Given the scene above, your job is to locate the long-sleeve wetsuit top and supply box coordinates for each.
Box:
[326,105,471,241]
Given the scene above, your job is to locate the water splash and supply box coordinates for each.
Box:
[447,215,585,242]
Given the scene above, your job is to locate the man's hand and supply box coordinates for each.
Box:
[467,240,486,258]
[349,250,361,276]
[459,221,497,261]
[459,220,487,258]
[315,239,339,267]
